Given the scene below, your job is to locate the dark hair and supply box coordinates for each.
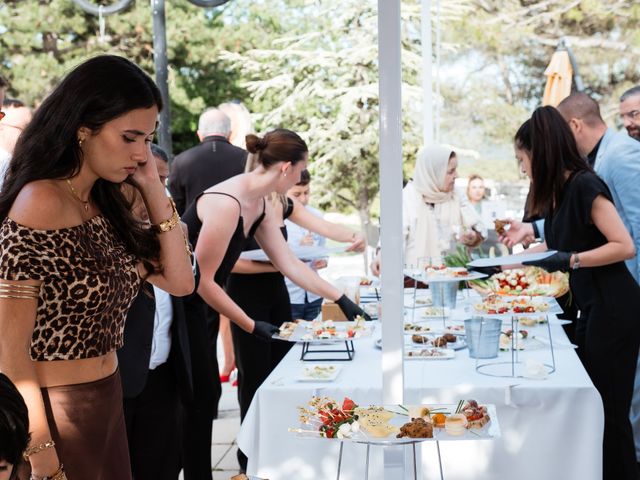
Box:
[0,373,30,471]
[2,98,25,108]
[150,143,169,164]
[245,129,308,168]
[297,169,311,186]
[621,86,640,103]
[0,55,163,266]
[0,75,8,89]
[514,106,591,216]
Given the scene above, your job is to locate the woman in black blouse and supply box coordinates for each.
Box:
[515,106,640,480]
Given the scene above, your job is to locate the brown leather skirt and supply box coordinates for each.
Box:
[18,370,131,480]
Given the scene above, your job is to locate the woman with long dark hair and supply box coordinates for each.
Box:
[0,55,194,479]
[516,106,640,479]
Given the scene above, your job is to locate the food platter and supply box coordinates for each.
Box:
[293,397,500,445]
[498,330,546,351]
[470,267,569,298]
[275,319,375,343]
[473,294,563,318]
[403,322,432,334]
[405,347,456,360]
[409,333,467,351]
[420,307,450,318]
[297,364,343,382]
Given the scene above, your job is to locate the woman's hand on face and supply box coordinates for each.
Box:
[345,232,366,253]
[131,146,161,190]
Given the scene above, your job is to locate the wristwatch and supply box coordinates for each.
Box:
[572,252,580,270]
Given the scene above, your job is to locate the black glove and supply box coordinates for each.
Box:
[522,251,572,272]
[252,320,279,340]
[336,294,372,321]
[468,265,501,276]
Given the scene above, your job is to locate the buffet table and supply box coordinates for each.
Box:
[237,290,603,480]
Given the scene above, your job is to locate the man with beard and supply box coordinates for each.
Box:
[620,86,640,141]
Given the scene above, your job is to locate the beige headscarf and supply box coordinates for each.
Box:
[412,145,455,203]
[403,145,463,265]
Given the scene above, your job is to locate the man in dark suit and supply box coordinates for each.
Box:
[118,285,194,480]
[118,145,197,480]
[168,107,247,215]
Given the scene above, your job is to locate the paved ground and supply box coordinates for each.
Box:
[197,252,368,479]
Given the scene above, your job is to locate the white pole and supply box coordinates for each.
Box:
[378,0,405,476]
[435,0,441,142]
[421,0,434,146]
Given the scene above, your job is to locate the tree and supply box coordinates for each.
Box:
[221,0,426,250]
[0,0,247,154]
[436,0,640,150]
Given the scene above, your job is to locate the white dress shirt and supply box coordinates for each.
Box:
[148,286,173,370]
[284,206,326,304]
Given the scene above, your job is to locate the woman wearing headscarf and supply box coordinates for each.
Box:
[372,145,484,275]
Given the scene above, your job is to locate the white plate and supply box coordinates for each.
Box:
[467,251,557,268]
[405,347,455,360]
[241,245,345,262]
[297,364,342,382]
[421,307,450,318]
[408,335,467,351]
[403,323,433,334]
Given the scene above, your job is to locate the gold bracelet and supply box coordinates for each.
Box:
[23,440,55,461]
[0,282,40,299]
[30,463,66,480]
[152,198,180,234]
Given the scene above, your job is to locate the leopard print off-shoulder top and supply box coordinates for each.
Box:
[0,215,142,361]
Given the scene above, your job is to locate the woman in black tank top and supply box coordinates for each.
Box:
[227,159,367,470]
[179,129,369,478]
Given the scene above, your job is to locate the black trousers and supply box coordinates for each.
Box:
[576,305,640,480]
[181,296,221,480]
[123,362,181,480]
[227,272,294,471]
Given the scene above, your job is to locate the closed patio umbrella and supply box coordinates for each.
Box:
[542,49,573,107]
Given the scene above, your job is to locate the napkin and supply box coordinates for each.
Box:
[522,358,548,380]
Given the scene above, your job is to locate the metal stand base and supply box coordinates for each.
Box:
[335,440,445,480]
[300,340,355,361]
[475,315,556,378]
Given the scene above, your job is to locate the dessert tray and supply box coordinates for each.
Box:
[291,397,500,445]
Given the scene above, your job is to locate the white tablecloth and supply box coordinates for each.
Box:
[237,291,604,479]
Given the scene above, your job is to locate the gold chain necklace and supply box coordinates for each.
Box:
[66,179,90,212]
